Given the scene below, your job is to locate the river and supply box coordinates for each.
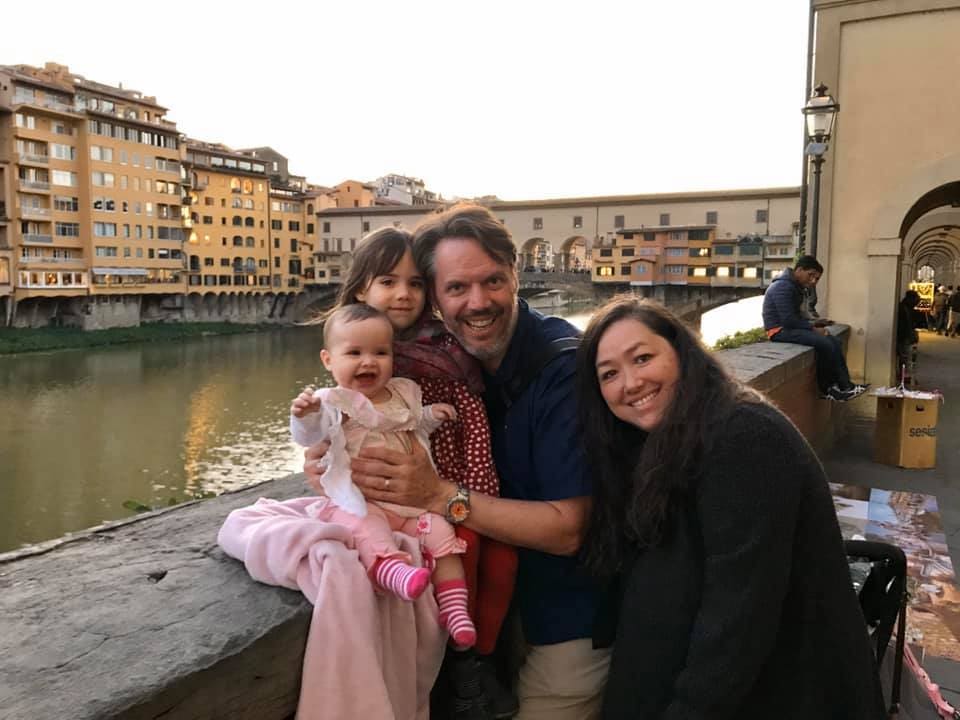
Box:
[0,297,762,553]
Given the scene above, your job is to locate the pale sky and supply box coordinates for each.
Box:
[5,0,810,200]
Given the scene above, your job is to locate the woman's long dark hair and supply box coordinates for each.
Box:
[575,295,760,578]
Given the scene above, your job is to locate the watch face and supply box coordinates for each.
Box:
[448,500,469,524]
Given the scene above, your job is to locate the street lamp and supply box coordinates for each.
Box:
[802,83,840,258]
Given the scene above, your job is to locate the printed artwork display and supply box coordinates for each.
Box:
[832,484,960,661]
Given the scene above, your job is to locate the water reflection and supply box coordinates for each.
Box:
[556,295,765,348]
[0,328,330,552]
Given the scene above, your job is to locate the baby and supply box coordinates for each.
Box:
[290,302,475,647]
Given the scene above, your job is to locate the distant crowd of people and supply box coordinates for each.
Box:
[927,284,960,337]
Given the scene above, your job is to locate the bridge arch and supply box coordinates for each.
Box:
[558,236,587,272]
[517,237,555,270]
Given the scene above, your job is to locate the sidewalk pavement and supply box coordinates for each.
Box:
[822,329,960,703]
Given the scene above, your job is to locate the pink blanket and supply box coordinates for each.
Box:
[217,497,446,719]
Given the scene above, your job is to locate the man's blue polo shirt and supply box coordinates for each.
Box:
[482,299,597,646]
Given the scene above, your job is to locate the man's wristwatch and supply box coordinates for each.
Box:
[444,484,471,525]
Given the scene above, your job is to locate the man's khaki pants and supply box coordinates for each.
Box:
[515,638,611,720]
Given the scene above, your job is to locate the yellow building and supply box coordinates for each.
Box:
[0,62,329,327]
[184,141,273,293]
[0,62,189,327]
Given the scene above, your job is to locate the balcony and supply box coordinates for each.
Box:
[21,206,51,219]
[23,234,53,244]
[18,255,85,267]
[19,179,51,192]
[18,153,50,166]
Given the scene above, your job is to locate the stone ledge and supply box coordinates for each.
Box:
[0,326,854,719]
[717,324,849,389]
[0,475,314,720]
[718,324,851,451]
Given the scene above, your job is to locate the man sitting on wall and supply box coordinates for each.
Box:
[763,255,866,402]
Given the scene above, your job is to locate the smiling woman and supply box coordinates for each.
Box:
[574,296,886,720]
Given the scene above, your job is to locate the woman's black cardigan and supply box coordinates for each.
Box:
[595,401,886,720]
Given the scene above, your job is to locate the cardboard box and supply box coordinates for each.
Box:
[874,396,939,469]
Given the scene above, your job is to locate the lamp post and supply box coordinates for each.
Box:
[801,84,839,258]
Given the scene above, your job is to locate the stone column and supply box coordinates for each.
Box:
[864,237,902,387]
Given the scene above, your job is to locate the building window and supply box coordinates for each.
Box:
[290,239,298,252]
[533,217,543,231]
[271,219,282,230]
[599,248,613,257]
[689,229,709,241]
[706,211,718,225]
[362,221,370,233]
[756,209,768,224]
[659,213,670,226]
[573,216,583,229]
[621,248,635,257]
[93,222,117,237]
[323,221,331,233]
[289,221,300,232]
[714,245,734,255]
[91,171,114,187]
[52,144,76,161]
[54,196,79,212]
[614,215,624,229]
[52,170,78,187]
[55,222,81,237]
[596,266,613,277]
[307,223,315,234]
[620,266,631,276]
[689,247,711,257]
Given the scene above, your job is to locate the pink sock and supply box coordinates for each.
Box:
[373,557,431,601]
[436,579,477,649]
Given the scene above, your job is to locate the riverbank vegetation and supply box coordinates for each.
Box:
[713,327,767,350]
[0,322,274,355]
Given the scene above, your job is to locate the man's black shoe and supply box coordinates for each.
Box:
[477,656,519,719]
[451,649,494,720]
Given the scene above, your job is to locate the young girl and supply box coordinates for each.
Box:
[291,302,476,647]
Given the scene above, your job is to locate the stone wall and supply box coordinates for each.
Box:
[0,327,851,719]
[717,324,851,453]
[7,288,338,329]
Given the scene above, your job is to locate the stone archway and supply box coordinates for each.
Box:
[865,157,960,383]
[558,236,587,273]
[518,237,553,271]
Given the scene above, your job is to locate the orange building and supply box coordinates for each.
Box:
[592,225,716,287]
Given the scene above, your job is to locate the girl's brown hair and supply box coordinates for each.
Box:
[305,226,414,325]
